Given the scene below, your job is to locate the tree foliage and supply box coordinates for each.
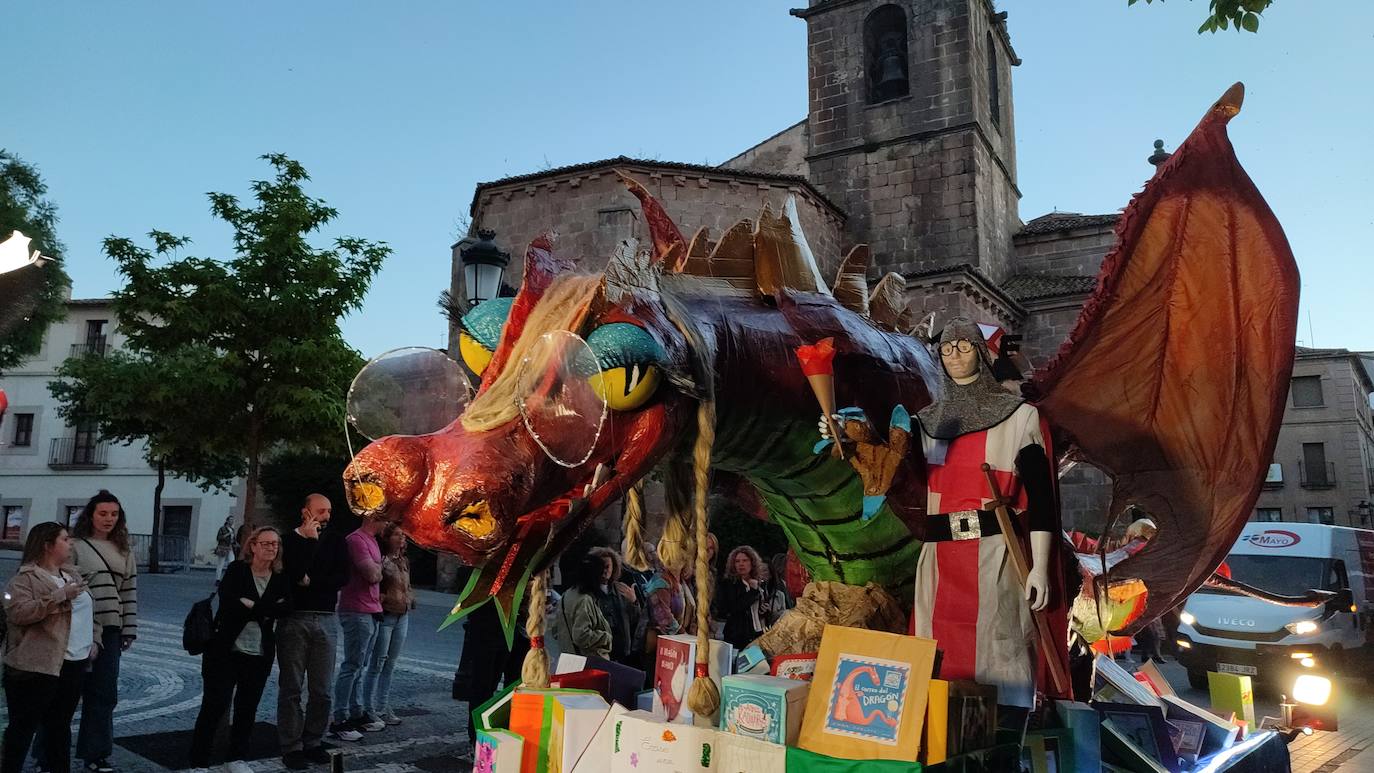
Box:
[1129,0,1273,34]
[0,149,72,373]
[52,154,388,527]
[258,448,360,532]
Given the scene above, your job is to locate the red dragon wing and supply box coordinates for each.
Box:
[1025,83,1300,632]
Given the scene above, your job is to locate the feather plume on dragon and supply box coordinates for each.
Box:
[342,84,1305,659]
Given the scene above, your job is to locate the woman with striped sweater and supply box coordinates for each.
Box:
[61,491,137,773]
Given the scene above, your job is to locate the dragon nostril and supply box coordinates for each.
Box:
[451,500,498,539]
[347,480,386,515]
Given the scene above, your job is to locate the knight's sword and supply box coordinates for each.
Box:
[981,463,1070,695]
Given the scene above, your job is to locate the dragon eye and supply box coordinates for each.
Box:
[585,323,665,412]
[458,332,493,375]
[457,297,515,376]
[589,364,662,411]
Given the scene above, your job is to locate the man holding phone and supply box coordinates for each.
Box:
[276,494,350,769]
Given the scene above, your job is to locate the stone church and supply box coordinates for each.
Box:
[448,0,1134,528]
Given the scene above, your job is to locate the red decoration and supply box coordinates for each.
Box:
[531,636,544,650]
[694,663,710,679]
[795,337,836,377]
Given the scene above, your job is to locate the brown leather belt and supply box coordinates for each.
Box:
[925,509,1002,542]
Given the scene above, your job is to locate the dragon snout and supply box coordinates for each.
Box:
[344,435,427,521]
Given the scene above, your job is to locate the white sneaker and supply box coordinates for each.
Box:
[225,761,254,773]
[357,714,387,732]
[328,720,364,742]
[378,710,401,725]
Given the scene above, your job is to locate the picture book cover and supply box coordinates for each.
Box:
[550,669,611,702]
[1092,702,1180,773]
[1101,719,1170,773]
[1159,694,1237,757]
[652,635,734,726]
[475,728,525,773]
[799,625,937,761]
[771,653,817,682]
[719,674,810,746]
[947,681,998,757]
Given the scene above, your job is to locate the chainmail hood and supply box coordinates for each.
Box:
[916,317,1025,440]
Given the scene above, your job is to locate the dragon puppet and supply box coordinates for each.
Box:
[343,84,1299,672]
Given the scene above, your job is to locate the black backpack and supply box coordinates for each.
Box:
[182,591,216,655]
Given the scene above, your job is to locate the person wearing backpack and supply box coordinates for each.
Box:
[188,527,290,772]
[2,522,97,773]
[34,492,136,773]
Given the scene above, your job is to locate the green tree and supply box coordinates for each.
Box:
[50,349,244,570]
[54,154,387,536]
[0,150,72,373]
[1129,0,1273,34]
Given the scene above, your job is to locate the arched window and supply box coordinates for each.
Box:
[865,4,909,104]
[986,32,1001,130]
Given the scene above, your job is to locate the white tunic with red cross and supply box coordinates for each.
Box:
[911,401,1047,708]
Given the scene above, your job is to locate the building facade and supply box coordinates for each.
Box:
[1253,348,1374,527]
[0,298,241,564]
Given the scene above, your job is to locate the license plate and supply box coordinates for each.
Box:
[1218,662,1258,676]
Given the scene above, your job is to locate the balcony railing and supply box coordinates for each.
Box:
[1299,460,1337,489]
[69,338,109,358]
[48,437,109,469]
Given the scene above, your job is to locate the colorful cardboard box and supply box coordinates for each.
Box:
[508,688,598,773]
[548,694,610,773]
[1206,671,1256,734]
[798,625,938,761]
[719,674,810,746]
[653,634,735,727]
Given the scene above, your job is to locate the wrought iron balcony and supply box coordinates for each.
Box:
[48,437,109,469]
[1299,460,1337,489]
[69,337,109,358]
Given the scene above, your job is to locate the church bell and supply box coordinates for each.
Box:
[873,34,908,101]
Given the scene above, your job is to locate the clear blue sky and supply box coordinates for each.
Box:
[9,0,1371,358]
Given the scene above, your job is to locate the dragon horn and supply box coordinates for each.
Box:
[617,171,688,272]
[833,245,871,315]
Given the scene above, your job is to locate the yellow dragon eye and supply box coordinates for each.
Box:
[588,364,662,411]
[458,332,494,376]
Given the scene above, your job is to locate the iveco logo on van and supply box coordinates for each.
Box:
[1242,529,1301,548]
[1218,618,1257,627]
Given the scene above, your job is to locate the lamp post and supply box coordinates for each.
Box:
[460,229,510,306]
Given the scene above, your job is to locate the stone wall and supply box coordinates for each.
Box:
[1017,299,1085,368]
[467,163,846,286]
[1012,225,1115,277]
[720,120,810,178]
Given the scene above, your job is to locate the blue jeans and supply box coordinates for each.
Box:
[363,613,409,715]
[333,613,379,723]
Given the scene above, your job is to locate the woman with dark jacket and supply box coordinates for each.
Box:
[189,527,291,770]
[714,546,768,651]
[587,547,641,665]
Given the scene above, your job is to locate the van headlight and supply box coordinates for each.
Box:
[1180,610,1196,626]
[1286,620,1320,635]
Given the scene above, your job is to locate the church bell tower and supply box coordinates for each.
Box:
[792,0,1022,301]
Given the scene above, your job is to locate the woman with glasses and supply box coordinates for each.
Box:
[189,527,291,772]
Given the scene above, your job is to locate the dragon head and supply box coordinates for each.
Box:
[343,176,703,631]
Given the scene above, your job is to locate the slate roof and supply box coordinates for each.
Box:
[1001,273,1098,301]
[1018,212,1120,236]
[469,155,844,218]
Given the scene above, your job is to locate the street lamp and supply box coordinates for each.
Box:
[461,229,510,306]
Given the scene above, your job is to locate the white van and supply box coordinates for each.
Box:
[1176,522,1374,689]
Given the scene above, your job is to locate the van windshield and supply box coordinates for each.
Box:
[1201,555,1335,597]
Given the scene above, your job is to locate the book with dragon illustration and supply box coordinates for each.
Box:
[798,625,937,761]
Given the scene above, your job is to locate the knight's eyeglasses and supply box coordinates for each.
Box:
[939,340,975,356]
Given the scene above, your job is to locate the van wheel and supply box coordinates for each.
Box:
[1188,669,1208,690]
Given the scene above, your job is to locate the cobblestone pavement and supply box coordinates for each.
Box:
[0,560,478,772]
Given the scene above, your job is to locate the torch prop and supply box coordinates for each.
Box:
[796,338,844,459]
